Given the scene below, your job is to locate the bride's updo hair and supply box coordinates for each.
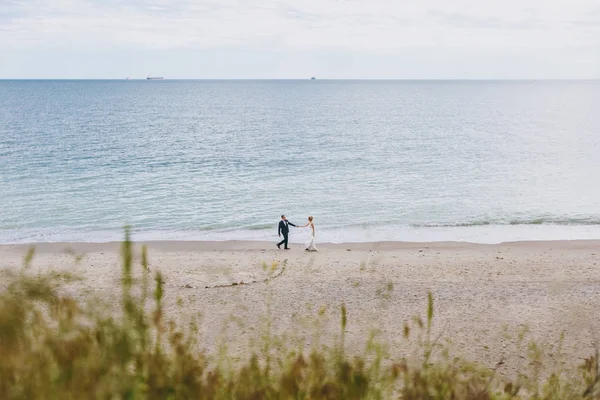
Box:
[308,216,313,222]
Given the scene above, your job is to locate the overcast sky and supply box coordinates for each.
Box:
[1,0,599,79]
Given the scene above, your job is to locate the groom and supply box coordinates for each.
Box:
[277,215,296,250]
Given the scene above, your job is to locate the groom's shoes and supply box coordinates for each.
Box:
[277,244,281,249]
[284,248,290,250]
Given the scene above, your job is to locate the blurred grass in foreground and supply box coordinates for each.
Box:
[1,229,599,399]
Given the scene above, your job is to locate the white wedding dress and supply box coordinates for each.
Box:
[305,223,318,251]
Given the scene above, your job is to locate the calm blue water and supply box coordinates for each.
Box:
[1,80,600,244]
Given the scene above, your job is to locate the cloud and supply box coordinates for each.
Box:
[426,10,541,30]
[1,0,599,51]
[570,18,600,27]
[0,0,599,77]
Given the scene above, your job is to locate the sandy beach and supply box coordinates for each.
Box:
[1,240,599,375]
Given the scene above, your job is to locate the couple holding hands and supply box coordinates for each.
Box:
[277,215,317,252]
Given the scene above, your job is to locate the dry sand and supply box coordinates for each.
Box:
[1,240,599,375]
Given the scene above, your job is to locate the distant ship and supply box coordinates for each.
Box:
[311,77,316,80]
[146,75,164,80]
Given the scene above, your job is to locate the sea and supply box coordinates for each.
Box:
[1,80,599,244]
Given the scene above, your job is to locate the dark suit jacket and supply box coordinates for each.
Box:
[278,220,296,235]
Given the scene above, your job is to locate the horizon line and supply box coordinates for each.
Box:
[1,78,600,81]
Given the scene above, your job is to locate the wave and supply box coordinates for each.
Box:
[197,224,275,232]
[414,217,600,228]
[4,218,599,237]
[193,217,600,232]
[247,224,276,231]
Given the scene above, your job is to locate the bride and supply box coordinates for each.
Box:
[298,216,317,251]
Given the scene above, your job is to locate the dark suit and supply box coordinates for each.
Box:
[277,220,296,249]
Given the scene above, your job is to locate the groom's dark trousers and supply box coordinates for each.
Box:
[277,220,296,249]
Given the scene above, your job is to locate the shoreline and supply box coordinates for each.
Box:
[2,238,600,253]
[4,223,600,247]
